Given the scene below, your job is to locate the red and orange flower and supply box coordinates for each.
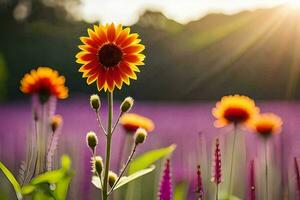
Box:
[212,95,259,127]
[20,67,68,103]
[250,113,282,137]
[120,113,154,133]
[76,23,145,92]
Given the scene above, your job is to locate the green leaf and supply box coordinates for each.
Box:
[114,165,155,190]
[21,185,36,195]
[0,161,22,200]
[30,169,65,185]
[21,155,73,200]
[91,176,102,190]
[174,181,188,200]
[92,166,155,191]
[30,155,72,185]
[128,144,176,174]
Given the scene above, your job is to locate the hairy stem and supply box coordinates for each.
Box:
[96,111,107,136]
[264,139,269,200]
[102,92,113,200]
[228,124,237,196]
[109,144,138,194]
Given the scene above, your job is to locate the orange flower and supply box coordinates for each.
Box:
[76,23,145,92]
[251,113,282,137]
[212,95,259,127]
[120,113,154,133]
[20,67,68,103]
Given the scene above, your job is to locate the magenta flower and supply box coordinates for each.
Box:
[196,165,204,199]
[294,157,300,199]
[158,159,172,200]
[211,138,222,184]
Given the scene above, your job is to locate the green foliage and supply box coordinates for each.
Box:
[128,144,176,174]
[0,155,73,200]
[92,166,155,191]
[174,181,189,200]
[0,161,22,200]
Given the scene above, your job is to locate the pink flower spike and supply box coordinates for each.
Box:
[196,165,204,199]
[158,159,172,200]
[211,138,222,185]
[294,157,300,199]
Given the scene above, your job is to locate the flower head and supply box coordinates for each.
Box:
[50,114,63,132]
[251,113,282,137]
[211,138,222,185]
[90,94,101,111]
[212,95,259,127]
[20,67,68,103]
[134,128,147,145]
[91,156,103,175]
[86,131,98,152]
[120,113,154,133]
[76,23,145,92]
[195,165,204,199]
[158,159,172,200]
[120,96,134,113]
[108,171,118,187]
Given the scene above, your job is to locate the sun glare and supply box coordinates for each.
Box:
[286,0,300,9]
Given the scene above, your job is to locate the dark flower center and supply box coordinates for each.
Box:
[224,107,249,123]
[38,87,51,104]
[98,44,123,68]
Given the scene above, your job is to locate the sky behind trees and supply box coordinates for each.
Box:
[80,0,299,24]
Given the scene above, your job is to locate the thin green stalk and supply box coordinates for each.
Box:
[264,139,269,200]
[228,124,237,196]
[109,144,138,194]
[216,184,219,200]
[102,92,113,200]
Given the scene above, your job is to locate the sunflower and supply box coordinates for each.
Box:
[212,95,259,127]
[251,113,282,137]
[120,113,154,133]
[76,23,145,92]
[20,67,68,103]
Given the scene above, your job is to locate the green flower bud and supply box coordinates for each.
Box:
[108,171,118,187]
[86,131,98,151]
[90,94,101,111]
[92,156,103,175]
[134,128,147,145]
[120,97,134,113]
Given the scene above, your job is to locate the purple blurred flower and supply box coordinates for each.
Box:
[158,159,172,200]
[294,157,300,199]
[249,160,255,200]
[211,138,221,185]
[196,165,204,199]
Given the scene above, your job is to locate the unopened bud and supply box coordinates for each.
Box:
[33,109,38,121]
[108,171,118,187]
[86,131,98,151]
[120,97,134,113]
[92,156,103,175]
[51,115,63,132]
[90,94,101,111]
[134,128,147,145]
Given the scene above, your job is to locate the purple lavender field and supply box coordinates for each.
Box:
[1,99,299,199]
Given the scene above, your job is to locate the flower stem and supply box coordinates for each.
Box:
[228,124,237,197]
[102,92,113,200]
[109,143,138,194]
[264,139,269,200]
[216,184,219,200]
[96,111,107,136]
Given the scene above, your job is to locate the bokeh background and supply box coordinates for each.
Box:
[1,0,300,199]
